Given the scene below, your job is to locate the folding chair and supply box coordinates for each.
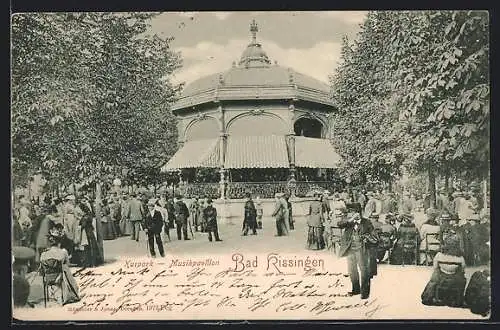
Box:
[39,258,64,307]
[425,233,440,266]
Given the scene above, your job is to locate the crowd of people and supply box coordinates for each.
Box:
[301,187,490,314]
[12,184,490,313]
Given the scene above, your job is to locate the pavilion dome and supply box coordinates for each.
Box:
[172,20,335,112]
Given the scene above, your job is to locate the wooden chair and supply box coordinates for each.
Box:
[401,234,419,266]
[378,231,394,264]
[425,233,441,266]
[39,258,64,307]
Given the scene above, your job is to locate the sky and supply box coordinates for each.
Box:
[147,11,367,86]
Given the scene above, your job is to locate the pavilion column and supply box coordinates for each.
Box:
[287,101,297,197]
[217,103,231,224]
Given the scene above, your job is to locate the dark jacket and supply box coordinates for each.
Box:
[337,216,376,258]
[143,210,163,234]
[203,205,218,231]
[244,200,257,222]
[174,200,189,223]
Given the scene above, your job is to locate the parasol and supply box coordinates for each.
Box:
[12,246,36,261]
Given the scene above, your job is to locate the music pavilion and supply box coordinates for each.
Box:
[161,21,342,218]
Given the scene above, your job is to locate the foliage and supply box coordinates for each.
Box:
[11,13,182,191]
[329,12,406,185]
[330,10,489,187]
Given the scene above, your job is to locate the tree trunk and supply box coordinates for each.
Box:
[444,170,450,193]
[428,164,436,209]
[483,179,488,209]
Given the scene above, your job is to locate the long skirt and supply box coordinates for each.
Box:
[25,264,80,306]
[421,269,466,307]
[307,226,325,250]
[101,220,117,240]
[120,218,133,236]
[275,217,289,236]
[60,264,81,305]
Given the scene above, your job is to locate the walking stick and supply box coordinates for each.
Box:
[188,218,195,240]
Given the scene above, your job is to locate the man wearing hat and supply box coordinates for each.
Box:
[128,193,144,242]
[174,194,190,240]
[338,202,378,299]
[203,199,222,242]
[143,199,165,257]
[242,192,258,236]
[120,193,132,236]
[363,192,379,219]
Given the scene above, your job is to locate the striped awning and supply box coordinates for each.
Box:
[161,138,220,172]
[224,135,289,168]
[294,136,342,168]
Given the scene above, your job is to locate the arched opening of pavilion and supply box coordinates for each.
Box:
[294,117,323,138]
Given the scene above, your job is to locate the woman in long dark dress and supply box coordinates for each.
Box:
[307,192,325,250]
[421,235,467,307]
[75,202,101,267]
[101,199,116,240]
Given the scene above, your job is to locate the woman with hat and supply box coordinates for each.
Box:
[100,198,117,241]
[39,228,81,305]
[74,201,102,267]
[307,191,325,250]
[34,205,59,264]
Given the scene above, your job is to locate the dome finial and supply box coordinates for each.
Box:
[250,19,258,44]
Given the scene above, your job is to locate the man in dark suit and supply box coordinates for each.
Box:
[338,202,377,299]
[143,199,165,257]
[242,192,257,236]
[174,194,190,240]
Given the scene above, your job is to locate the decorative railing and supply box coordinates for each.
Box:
[294,181,339,197]
[183,183,220,199]
[227,182,288,199]
[182,181,341,199]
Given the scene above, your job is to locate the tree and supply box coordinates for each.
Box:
[11,13,182,194]
[330,11,489,207]
[329,12,406,187]
[392,11,489,204]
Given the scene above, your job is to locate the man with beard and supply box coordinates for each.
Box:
[338,203,378,299]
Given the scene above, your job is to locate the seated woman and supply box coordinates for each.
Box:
[39,228,81,305]
[421,237,466,307]
[390,214,419,265]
